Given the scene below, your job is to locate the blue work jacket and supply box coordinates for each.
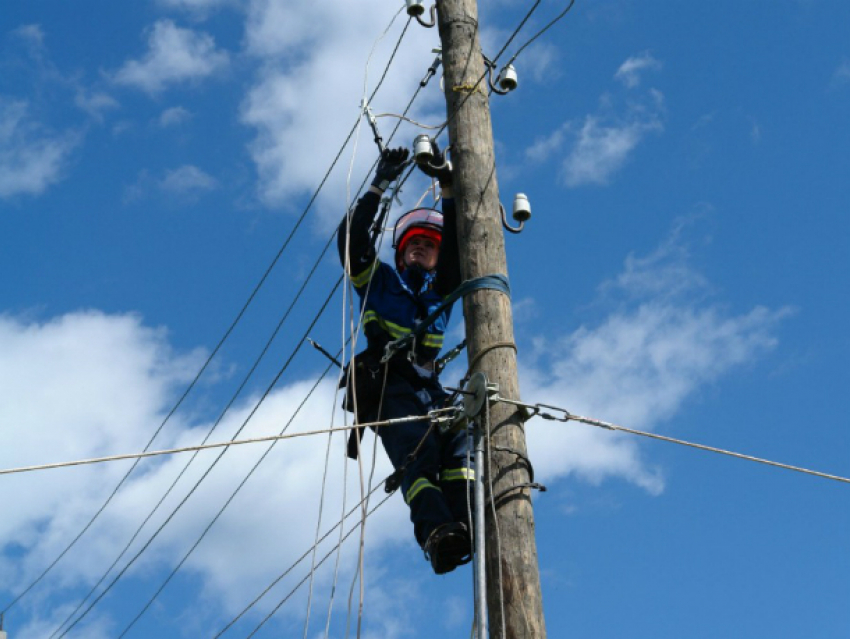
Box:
[338,190,460,365]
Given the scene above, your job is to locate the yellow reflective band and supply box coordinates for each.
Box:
[421,333,444,348]
[349,260,378,288]
[440,468,475,482]
[360,313,443,349]
[405,477,441,504]
[363,312,412,340]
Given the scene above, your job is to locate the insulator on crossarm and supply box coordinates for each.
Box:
[498,64,518,92]
[501,193,531,234]
[406,0,425,17]
[512,193,531,222]
[413,134,433,164]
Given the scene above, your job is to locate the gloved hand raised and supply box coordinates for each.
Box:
[416,139,453,187]
[372,147,410,192]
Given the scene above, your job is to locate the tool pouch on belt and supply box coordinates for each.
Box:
[340,349,386,459]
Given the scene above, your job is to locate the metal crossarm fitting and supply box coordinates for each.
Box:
[428,406,462,426]
[462,372,499,419]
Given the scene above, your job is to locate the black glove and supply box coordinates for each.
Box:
[417,139,453,186]
[372,147,410,191]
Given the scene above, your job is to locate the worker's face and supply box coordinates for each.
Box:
[403,235,439,271]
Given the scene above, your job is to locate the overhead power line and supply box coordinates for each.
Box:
[0,410,455,478]
[56,278,343,638]
[6,8,418,624]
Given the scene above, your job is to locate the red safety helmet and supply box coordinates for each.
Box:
[393,208,443,270]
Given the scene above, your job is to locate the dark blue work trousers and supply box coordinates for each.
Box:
[368,372,474,547]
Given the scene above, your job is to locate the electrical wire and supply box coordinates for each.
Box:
[212,482,392,639]
[374,112,444,129]
[34,13,425,636]
[307,10,407,636]
[3,5,422,619]
[48,235,345,639]
[56,280,343,638]
[111,21,431,631]
[502,0,577,69]
[115,362,340,639]
[244,490,394,639]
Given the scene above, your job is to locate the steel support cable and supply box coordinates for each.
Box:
[475,394,850,485]
[57,279,344,639]
[49,232,344,639]
[2,13,416,620]
[561,412,850,485]
[213,481,392,639]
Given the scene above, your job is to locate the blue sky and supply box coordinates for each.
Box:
[1,0,849,637]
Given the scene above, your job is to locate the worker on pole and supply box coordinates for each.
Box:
[337,144,474,574]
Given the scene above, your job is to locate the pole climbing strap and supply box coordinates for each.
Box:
[381,273,511,363]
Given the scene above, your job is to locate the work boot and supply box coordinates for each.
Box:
[423,522,472,574]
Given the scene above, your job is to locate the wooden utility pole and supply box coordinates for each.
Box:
[436,1,547,637]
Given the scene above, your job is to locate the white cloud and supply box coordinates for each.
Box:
[158,105,192,127]
[523,223,789,494]
[526,54,665,187]
[12,24,46,51]
[0,308,410,633]
[614,52,661,88]
[160,164,217,194]
[562,113,662,186]
[124,165,217,203]
[0,98,79,198]
[525,122,570,163]
[113,20,230,94]
[158,0,234,10]
[74,90,120,122]
[831,58,850,87]
[240,0,444,226]
[0,216,790,632]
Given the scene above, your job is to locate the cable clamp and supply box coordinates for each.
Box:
[361,99,385,153]
[420,52,442,87]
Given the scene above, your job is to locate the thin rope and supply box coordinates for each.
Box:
[243,490,394,639]
[212,482,391,639]
[304,12,408,637]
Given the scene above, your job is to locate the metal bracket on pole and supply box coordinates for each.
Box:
[463,371,499,418]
